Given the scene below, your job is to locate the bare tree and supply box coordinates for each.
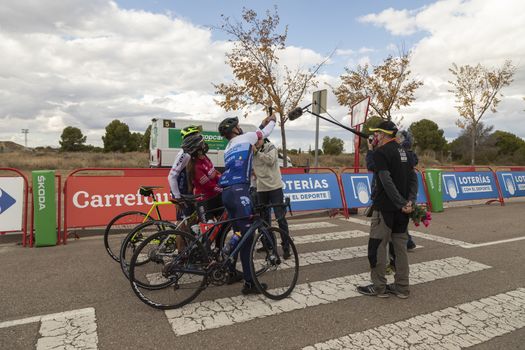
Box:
[333,52,423,122]
[449,60,516,164]
[214,7,329,166]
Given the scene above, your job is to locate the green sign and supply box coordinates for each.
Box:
[32,170,57,246]
[168,129,228,150]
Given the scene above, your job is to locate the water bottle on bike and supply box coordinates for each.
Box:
[222,231,242,255]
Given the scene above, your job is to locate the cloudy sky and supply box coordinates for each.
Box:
[1,0,524,152]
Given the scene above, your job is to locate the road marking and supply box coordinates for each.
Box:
[341,217,525,248]
[148,243,423,285]
[164,257,490,336]
[0,308,98,350]
[293,230,368,245]
[341,217,471,246]
[289,222,338,231]
[462,236,525,248]
[303,288,525,349]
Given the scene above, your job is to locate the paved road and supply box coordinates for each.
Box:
[1,202,524,349]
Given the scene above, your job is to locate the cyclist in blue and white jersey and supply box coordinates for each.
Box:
[218,113,276,294]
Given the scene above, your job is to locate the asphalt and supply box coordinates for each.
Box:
[1,201,524,349]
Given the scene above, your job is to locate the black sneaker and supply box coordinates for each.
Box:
[282,247,291,260]
[356,284,389,298]
[385,284,409,299]
[226,270,243,285]
[407,241,416,251]
[241,282,267,295]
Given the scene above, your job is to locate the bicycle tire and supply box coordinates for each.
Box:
[104,211,150,262]
[129,229,208,310]
[119,220,183,283]
[250,227,299,300]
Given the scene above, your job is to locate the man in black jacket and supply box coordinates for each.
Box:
[357,121,418,299]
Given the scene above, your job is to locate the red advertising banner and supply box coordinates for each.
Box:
[65,176,177,228]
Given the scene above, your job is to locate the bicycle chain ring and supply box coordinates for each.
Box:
[207,263,228,286]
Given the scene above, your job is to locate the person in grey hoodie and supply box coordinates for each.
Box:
[252,138,291,259]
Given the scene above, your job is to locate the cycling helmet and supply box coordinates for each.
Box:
[397,129,414,149]
[181,133,205,155]
[218,117,239,137]
[180,125,202,139]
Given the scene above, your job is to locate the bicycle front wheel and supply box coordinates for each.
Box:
[119,220,184,282]
[250,227,299,300]
[104,211,150,262]
[129,229,208,310]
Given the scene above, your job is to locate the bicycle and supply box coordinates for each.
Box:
[118,194,234,288]
[104,186,182,263]
[128,198,299,310]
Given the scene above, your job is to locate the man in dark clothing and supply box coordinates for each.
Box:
[357,121,418,299]
[366,130,418,254]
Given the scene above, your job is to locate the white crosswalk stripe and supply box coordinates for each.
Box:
[289,222,338,231]
[293,230,368,245]
[0,308,98,350]
[340,217,473,247]
[164,257,490,336]
[304,288,525,349]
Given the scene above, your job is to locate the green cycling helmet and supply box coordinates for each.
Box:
[180,125,202,139]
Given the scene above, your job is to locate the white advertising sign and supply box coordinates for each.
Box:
[0,177,24,232]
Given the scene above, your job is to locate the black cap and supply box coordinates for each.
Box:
[369,120,398,135]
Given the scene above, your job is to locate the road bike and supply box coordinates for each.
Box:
[128,198,299,309]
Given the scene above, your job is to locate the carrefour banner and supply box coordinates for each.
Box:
[441,171,499,201]
[496,171,525,198]
[281,173,343,211]
[341,172,428,208]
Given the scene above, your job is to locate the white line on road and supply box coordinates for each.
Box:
[289,222,338,231]
[304,288,525,349]
[293,230,368,245]
[164,257,490,336]
[0,308,98,350]
[340,217,525,249]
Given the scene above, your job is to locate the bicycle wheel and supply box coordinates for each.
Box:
[250,227,299,300]
[129,229,208,309]
[119,220,184,282]
[104,211,150,262]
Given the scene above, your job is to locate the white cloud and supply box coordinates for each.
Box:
[362,0,525,138]
[2,0,524,152]
[359,8,419,35]
[335,48,355,56]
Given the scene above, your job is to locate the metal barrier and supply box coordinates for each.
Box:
[493,166,525,200]
[280,167,347,216]
[0,168,29,246]
[425,166,504,206]
[63,168,176,244]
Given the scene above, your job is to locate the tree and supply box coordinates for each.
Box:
[59,126,86,152]
[448,60,516,164]
[322,136,344,155]
[409,119,447,152]
[490,130,525,155]
[214,7,329,166]
[143,125,151,151]
[102,120,132,152]
[448,122,494,163]
[334,52,423,122]
[358,116,382,153]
